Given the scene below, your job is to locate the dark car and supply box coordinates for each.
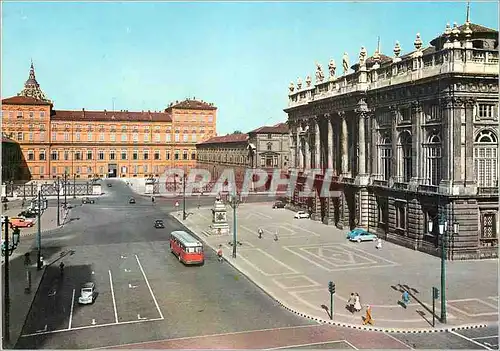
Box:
[1,197,8,203]
[129,197,136,204]
[272,201,286,209]
[82,197,95,204]
[154,220,165,229]
[18,210,37,218]
[107,183,112,187]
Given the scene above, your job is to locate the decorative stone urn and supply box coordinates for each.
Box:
[210,195,229,235]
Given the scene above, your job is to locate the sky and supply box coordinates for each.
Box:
[2,1,498,135]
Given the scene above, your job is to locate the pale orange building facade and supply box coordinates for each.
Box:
[1,63,217,180]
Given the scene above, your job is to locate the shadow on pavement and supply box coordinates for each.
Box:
[15,257,94,349]
[391,283,437,327]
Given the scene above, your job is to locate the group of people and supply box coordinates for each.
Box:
[346,292,362,313]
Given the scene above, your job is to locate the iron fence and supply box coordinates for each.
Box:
[8,181,94,198]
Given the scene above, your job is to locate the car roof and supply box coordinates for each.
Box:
[82,282,94,288]
[155,219,163,222]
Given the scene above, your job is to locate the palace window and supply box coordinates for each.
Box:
[98,150,105,160]
[399,131,413,182]
[121,134,127,142]
[155,134,161,142]
[175,131,180,142]
[183,150,188,160]
[64,132,69,141]
[65,166,70,174]
[87,166,92,173]
[144,165,148,174]
[39,150,46,161]
[191,133,197,142]
[109,150,116,160]
[267,133,272,139]
[51,132,56,141]
[378,135,392,180]
[40,132,45,142]
[17,112,23,118]
[478,104,496,119]
[166,151,170,160]
[267,142,272,151]
[40,111,45,118]
[64,151,69,160]
[425,132,442,186]
[183,134,188,142]
[28,150,34,161]
[87,150,93,160]
[76,132,81,141]
[99,133,105,141]
[17,132,23,141]
[29,111,34,118]
[191,152,196,160]
[377,198,388,231]
[143,149,149,160]
[87,132,93,141]
[76,166,80,174]
[133,165,139,174]
[480,211,498,247]
[175,151,179,160]
[51,150,58,161]
[121,150,127,160]
[121,125,127,132]
[29,133,34,141]
[166,134,171,142]
[474,130,498,187]
[75,151,81,160]
[154,150,160,160]
[144,133,149,142]
[110,133,116,142]
[110,125,116,132]
[395,202,406,230]
[208,116,213,122]
[99,166,104,174]
[133,150,138,160]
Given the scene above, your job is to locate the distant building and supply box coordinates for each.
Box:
[196,123,290,192]
[1,135,30,184]
[284,15,498,259]
[1,62,217,180]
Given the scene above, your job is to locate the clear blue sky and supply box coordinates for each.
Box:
[2,1,498,135]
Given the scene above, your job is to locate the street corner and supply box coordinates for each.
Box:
[20,252,164,339]
[447,298,499,318]
[282,243,398,272]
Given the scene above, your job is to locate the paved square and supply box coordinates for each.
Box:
[273,276,321,290]
[447,299,498,317]
[283,244,398,272]
[238,249,299,276]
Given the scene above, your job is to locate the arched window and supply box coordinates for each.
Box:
[425,132,442,186]
[378,135,392,181]
[474,130,498,187]
[398,131,413,182]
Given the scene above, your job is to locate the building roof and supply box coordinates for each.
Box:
[350,53,393,70]
[2,95,52,105]
[165,98,217,111]
[50,109,172,122]
[429,22,499,46]
[197,133,248,145]
[17,61,52,103]
[248,122,289,134]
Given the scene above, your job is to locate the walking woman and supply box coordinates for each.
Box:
[347,293,356,313]
[354,293,362,312]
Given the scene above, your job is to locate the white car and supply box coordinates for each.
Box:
[294,211,310,219]
[78,282,96,305]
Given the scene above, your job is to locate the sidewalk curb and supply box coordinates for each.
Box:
[169,211,494,335]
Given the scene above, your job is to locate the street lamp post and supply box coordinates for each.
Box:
[36,183,43,270]
[56,177,60,226]
[438,213,447,324]
[64,172,68,206]
[73,174,76,198]
[182,174,187,220]
[228,189,241,258]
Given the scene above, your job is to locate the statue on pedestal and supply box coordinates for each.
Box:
[315,63,324,83]
[342,52,349,75]
[210,196,229,235]
[328,59,336,78]
[359,46,367,67]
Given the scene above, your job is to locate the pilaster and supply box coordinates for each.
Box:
[314,117,321,169]
[340,111,350,176]
[410,102,423,187]
[327,114,334,170]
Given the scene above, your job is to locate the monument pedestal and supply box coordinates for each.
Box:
[210,197,229,235]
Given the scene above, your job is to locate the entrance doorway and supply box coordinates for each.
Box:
[108,164,117,178]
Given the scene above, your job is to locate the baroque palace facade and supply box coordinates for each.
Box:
[285,17,499,260]
[196,123,289,191]
[1,63,217,180]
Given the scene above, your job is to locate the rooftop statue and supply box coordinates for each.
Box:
[342,52,349,75]
[328,59,336,77]
[315,63,325,83]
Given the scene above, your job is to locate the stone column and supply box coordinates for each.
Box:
[390,106,398,181]
[358,112,367,174]
[289,129,296,169]
[411,103,422,181]
[340,112,349,175]
[296,129,303,170]
[327,115,334,170]
[315,118,321,169]
[304,130,311,169]
[464,99,476,185]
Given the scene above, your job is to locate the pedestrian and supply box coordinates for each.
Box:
[362,305,374,325]
[274,232,278,241]
[376,238,382,249]
[347,293,356,313]
[59,262,65,276]
[258,228,263,239]
[401,291,410,308]
[217,245,223,263]
[354,293,362,312]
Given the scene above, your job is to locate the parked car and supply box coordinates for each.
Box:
[154,219,165,229]
[272,201,286,209]
[107,183,112,187]
[9,217,35,228]
[1,197,8,203]
[294,211,310,219]
[82,197,95,204]
[18,210,37,218]
[129,197,136,204]
[78,282,97,305]
[347,228,377,242]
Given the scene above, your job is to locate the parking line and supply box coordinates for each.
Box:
[135,254,164,320]
[109,270,119,323]
[473,336,499,340]
[450,331,493,350]
[264,340,351,350]
[68,289,75,330]
[21,317,164,337]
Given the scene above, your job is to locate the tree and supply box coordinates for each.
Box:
[233,130,242,134]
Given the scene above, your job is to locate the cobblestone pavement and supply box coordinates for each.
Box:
[173,202,498,331]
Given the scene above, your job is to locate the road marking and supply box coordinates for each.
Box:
[68,289,75,330]
[108,270,119,323]
[137,314,147,320]
[36,325,47,333]
[135,254,164,320]
[120,255,127,259]
[450,330,493,350]
[22,317,164,337]
[343,340,360,350]
[48,289,57,297]
[128,283,138,289]
[124,269,131,272]
[264,340,352,350]
[383,332,414,349]
[91,319,96,325]
[92,324,318,349]
[473,336,499,340]
[91,271,95,275]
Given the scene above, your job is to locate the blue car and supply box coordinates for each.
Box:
[347,228,377,242]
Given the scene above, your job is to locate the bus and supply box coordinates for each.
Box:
[169,230,205,265]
